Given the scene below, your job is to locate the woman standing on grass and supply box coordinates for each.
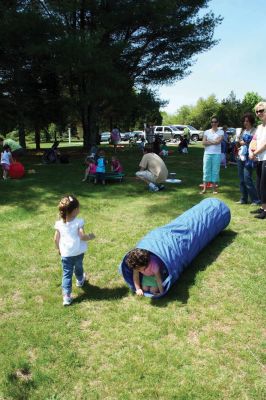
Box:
[249,102,266,219]
[111,126,121,153]
[236,112,259,205]
[200,116,224,194]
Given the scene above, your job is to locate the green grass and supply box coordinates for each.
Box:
[0,143,265,400]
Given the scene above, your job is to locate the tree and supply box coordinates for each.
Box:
[189,95,220,129]
[0,1,222,149]
[218,91,241,127]
[0,2,67,148]
[242,92,263,114]
[173,105,193,125]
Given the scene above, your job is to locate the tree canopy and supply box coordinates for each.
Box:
[0,0,222,148]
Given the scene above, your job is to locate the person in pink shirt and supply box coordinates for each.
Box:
[82,158,97,181]
[126,248,164,296]
[111,156,123,173]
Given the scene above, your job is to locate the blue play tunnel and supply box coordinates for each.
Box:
[120,198,231,298]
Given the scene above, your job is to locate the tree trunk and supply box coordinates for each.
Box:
[35,126,41,150]
[87,104,97,149]
[18,122,26,148]
[44,128,51,142]
[81,103,90,151]
[82,103,97,152]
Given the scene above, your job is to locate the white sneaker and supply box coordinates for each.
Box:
[63,295,73,306]
[76,273,86,287]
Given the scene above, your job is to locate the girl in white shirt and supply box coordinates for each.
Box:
[54,195,95,306]
[1,144,13,179]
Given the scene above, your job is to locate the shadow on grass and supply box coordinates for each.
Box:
[74,282,129,303]
[151,229,237,307]
[0,145,205,211]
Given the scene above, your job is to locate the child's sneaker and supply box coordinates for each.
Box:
[63,295,73,306]
[76,273,86,287]
[148,183,159,192]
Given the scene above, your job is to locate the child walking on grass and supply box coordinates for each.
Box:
[126,249,164,296]
[1,144,13,179]
[54,195,95,306]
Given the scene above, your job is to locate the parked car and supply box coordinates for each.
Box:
[218,127,237,138]
[132,130,145,139]
[171,125,204,141]
[226,127,236,136]
[100,132,111,142]
[153,126,182,141]
[120,132,129,141]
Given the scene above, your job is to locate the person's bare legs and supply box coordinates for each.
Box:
[212,182,218,194]
[142,285,149,292]
[200,182,207,194]
[150,286,159,294]
[3,169,8,180]
[82,171,88,182]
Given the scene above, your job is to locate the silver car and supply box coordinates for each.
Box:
[171,125,203,141]
[100,132,111,142]
[153,125,182,141]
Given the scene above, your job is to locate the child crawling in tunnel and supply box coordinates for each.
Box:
[126,249,164,296]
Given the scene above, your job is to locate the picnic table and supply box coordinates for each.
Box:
[87,172,125,183]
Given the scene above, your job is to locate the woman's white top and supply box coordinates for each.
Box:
[54,217,88,257]
[1,151,11,165]
[204,129,224,154]
[256,124,266,161]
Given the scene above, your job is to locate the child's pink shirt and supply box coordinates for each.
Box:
[111,160,123,173]
[87,163,97,174]
[141,255,160,276]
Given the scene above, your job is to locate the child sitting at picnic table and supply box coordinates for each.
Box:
[95,150,107,184]
[82,157,96,181]
[111,156,123,173]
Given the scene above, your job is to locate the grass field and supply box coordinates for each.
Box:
[0,143,265,400]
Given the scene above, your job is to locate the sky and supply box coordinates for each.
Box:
[158,0,266,114]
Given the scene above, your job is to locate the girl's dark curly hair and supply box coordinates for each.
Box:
[126,249,150,270]
[58,195,79,223]
[242,112,255,127]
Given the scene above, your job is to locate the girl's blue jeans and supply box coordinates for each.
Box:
[203,153,221,183]
[61,253,84,295]
[237,159,259,203]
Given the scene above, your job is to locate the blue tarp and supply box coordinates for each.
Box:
[120,198,231,298]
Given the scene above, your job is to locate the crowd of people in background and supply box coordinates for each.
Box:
[1,102,266,219]
[197,102,266,219]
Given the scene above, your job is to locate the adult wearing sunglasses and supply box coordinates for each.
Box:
[236,112,260,205]
[201,116,224,194]
[249,102,266,219]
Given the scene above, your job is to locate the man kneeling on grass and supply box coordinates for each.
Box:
[136,146,168,192]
